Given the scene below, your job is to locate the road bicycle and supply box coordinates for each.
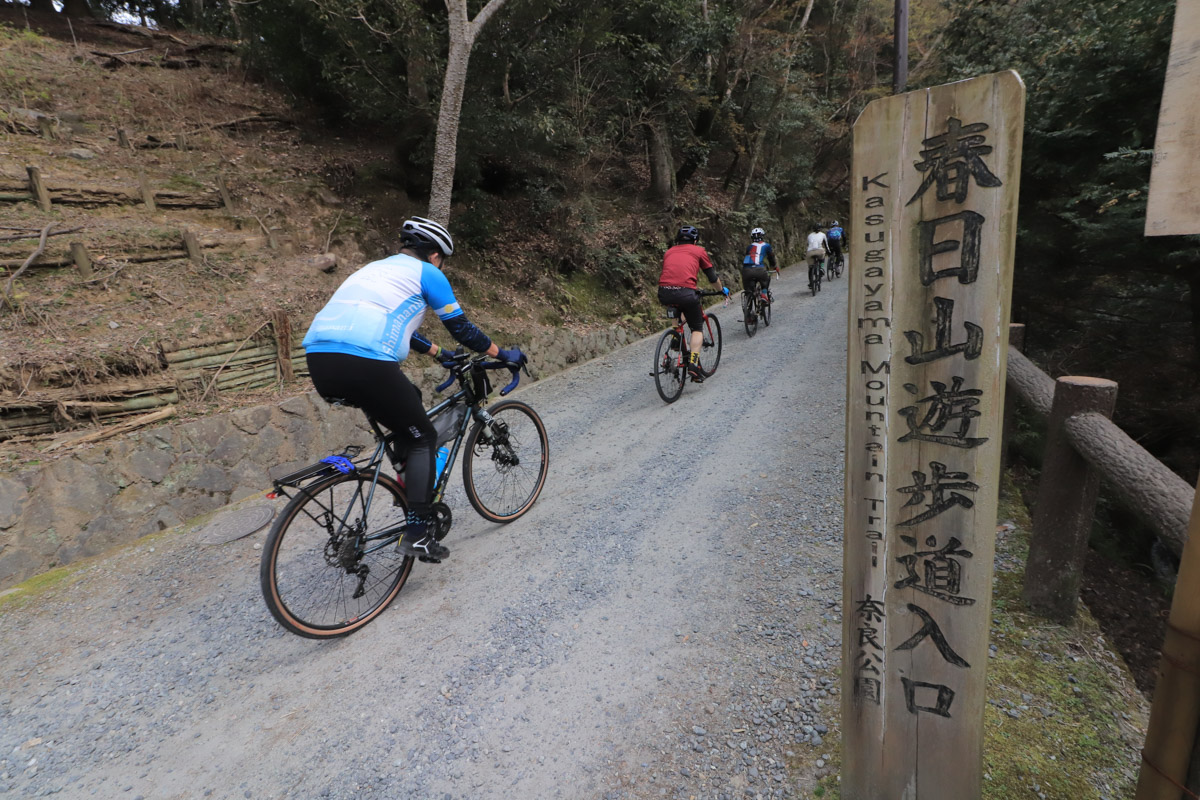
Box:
[829,250,844,279]
[808,253,825,296]
[741,282,771,338]
[259,353,549,639]
[652,289,724,404]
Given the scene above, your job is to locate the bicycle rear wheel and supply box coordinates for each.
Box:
[653,329,686,403]
[700,313,722,377]
[742,292,757,338]
[463,400,550,523]
[260,472,413,639]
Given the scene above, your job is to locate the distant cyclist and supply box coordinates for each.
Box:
[658,225,728,383]
[742,227,777,304]
[827,220,845,271]
[806,224,831,276]
[303,216,526,563]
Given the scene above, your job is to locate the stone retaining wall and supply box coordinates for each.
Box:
[0,324,635,590]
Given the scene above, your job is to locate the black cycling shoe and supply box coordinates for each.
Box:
[686,363,705,383]
[397,532,450,561]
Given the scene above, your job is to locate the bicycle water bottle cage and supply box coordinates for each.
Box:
[320,455,356,474]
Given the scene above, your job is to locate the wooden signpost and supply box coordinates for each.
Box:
[842,71,1024,799]
[1145,0,1200,237]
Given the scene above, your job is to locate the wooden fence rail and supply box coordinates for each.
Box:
[1004,323,1194,573]
[0,164,229,211]
[997,323,1200,797]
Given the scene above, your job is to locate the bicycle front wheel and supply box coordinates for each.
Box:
[700,314,722,376]
[762,295,772,327]
[654,329,686,403]
[742,292,758,338]
[463,400,550,523]
[260,473,413,639]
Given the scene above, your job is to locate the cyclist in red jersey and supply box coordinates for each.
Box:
[657,225,728,382]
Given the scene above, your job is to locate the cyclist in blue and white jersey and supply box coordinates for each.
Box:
[742,227,777,305]
[303,216,525,562]
[826,220,845,267]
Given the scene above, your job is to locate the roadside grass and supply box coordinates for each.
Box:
[798,473,1146,799]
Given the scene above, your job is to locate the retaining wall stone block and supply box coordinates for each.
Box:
[232,406,273,433]
[2,325,638,591]
[0,476,29,529]
[126,447,176,485]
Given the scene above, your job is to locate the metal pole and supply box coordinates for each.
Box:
[893,0,909,94]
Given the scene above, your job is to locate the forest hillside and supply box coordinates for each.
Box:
[3,0,1199,556]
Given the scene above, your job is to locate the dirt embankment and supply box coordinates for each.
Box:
[0,13,645,470]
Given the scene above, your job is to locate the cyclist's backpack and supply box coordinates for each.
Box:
[433,402,467,447]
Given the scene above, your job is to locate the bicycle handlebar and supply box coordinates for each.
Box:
[435,353,527,397]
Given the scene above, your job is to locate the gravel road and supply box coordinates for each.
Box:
[1,267,848,800]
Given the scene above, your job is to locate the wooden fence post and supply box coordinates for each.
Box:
[1022,376,1118,622]
[1002,323,1026,471]
[138,173,157,211]
[117,128,131,150]
[1135,473,1200,799]
[272,310,294,383]
[217,174,235,213]
[27,166,51,212]
[70,242,93,279]
[182,231,202,263]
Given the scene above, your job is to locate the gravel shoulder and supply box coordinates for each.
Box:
[0,267,849,800]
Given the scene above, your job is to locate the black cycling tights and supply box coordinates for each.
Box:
[306,352,437,518]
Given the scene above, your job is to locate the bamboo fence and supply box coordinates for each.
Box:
[0,316,304,443]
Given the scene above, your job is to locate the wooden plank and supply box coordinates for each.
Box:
[843,71,1025,800]
[1146,0,1200,236]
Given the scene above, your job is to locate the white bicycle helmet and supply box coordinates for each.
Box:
[751,227,765,241]
[401,216,455,256]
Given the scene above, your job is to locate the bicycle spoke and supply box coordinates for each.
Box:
[464,401,549,522]
[261,474,413,638]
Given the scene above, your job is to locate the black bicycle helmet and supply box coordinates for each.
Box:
[401,216,455,256]
[812,223,822,232]
[677,225,700,244]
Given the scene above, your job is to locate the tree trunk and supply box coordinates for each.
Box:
[407,54,431,107]
[427,0,511,225]
[225,0,245,41]
[61,0,95,16]
[28,0,57,13]
[646,120,676,212]
[428,34,474,224]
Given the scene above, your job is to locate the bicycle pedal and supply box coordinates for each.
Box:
[418,554,443,564]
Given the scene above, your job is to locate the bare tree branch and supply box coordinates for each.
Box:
[3,223,55,310]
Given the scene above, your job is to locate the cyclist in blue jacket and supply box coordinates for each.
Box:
[303,216,525,563]
[827,220,845,269]
[742,227,777,304]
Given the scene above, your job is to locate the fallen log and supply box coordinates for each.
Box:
[41,405,177,452]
